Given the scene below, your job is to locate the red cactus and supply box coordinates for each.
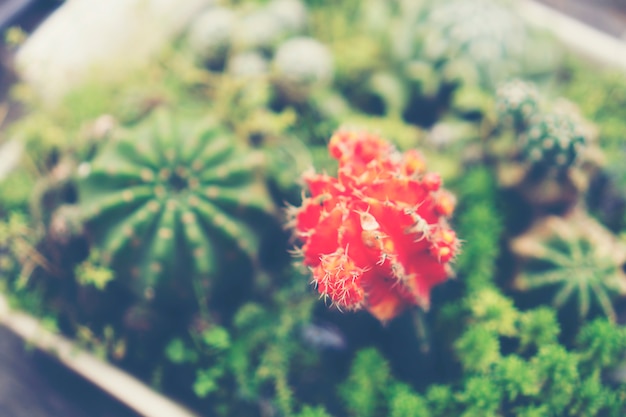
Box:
[287,129,460,322]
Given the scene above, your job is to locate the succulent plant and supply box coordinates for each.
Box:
[233,9,286,53]
[265,0,308,34]
[287,129,460,322]
[272,37,334,103]
[418,0,527,88]
[77,109,275,300]
[187,6,237,67]
[511,211,626,322]
[521,111,588,169]
[188,0,309,71]
[227,51,269,78]
[496,79,541,132]
[492,81,600,214]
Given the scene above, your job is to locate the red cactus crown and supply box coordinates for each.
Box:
[287,129,460,322]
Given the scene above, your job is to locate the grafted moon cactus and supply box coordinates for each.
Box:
[287,129,460,322]
[78,110,274,299]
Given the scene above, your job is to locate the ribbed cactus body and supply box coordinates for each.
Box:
[78,110,274,298]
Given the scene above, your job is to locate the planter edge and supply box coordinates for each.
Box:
[518,0,626,71]
[0,292,202,417]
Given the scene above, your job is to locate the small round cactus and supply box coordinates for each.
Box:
[521,112,588,168]
[266,0,308,34]
[233,9,285,52]
[187,7,237,66]
[496,79,541,131]
[77,110,275,299]
[272,37,334,102]
[227,51,269,78]
[511,211,626,322]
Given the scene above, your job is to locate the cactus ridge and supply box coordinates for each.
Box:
[514,215,626,321]
[78,110,274,298]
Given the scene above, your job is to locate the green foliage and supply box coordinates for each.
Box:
[0,167,35,214]
[559,59,626,159]
[458,376,501,417]
[78,109,275,299]
[388,383,430,417]
[453,167,502,291]
[74,250,114,290]
[295,405,334,417]
[567,375,614,417]
[425,385,458,416]
[514,404,550,417]
[165,338,198,364]
[466,288,518,336]
[517,307,560,350]
[201,326,231,351]
[491,355,539,401]
[576,319,626,373]
[194,366,226,397]
[161,273,321,416]
[533,345,579,414]
[339,348,391,417]
[454,325,500,372]
[0,211,43,288]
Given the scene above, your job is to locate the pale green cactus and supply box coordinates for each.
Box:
[77,110,275,299]
[272,37,334,103]
[496,79,541,132]
[418,0,527,88]
[511,212,626,322]
[522,112,588,169]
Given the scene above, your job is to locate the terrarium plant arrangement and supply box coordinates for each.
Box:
[1,0,626,416]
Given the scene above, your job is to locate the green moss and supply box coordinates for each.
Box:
[455,326,500,372]
[453,167,502,292]
[517,307,560,351]
[339,348,391,417]
[576,319,626,373]
[388,383,430,417]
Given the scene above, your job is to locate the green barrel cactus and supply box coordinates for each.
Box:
[77,110,275,299]
[511,211,626,321]
[521,111,588,169]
